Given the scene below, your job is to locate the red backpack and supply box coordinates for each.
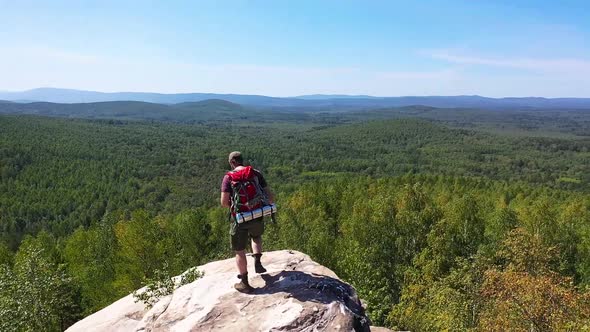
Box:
[226,166,267,216]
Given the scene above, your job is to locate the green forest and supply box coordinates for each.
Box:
[1,107,589,331]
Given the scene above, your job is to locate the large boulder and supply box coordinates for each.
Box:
[66,250,375,332]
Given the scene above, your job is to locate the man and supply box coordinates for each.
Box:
[220,151,274,293]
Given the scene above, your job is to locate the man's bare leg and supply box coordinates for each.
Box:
[235,250,248,275]
[251,236,262,254]
[251,236,267,273]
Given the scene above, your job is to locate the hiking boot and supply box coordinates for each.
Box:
[255,261,267,274]
[253,253,267,274]
[234,273,254,293]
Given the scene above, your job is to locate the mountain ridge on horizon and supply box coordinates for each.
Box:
[1,87,590,109]
[6,87,589,99]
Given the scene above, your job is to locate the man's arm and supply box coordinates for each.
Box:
[220,192,231,208]
[220,174,231,208]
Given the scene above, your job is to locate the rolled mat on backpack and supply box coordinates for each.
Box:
[235,204,277,224]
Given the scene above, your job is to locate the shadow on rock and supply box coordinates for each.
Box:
[255,271,370,331]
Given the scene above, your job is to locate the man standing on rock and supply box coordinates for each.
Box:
[221,151,274,293]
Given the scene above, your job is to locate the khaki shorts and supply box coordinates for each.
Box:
[230,217,265,251]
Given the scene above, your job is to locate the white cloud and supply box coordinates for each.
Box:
[428,50,590,75]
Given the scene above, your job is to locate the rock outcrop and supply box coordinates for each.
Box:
[66,250,377,332]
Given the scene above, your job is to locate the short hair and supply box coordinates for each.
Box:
[228,151,243,165]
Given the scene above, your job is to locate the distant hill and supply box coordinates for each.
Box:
[0,99,244,121]
[0,99,303,122]
[296,95,590,109]
[0,101,171,120]
[294,94,379,100]
[3,100,589,138]
[175,98,245,110]
[1,88,590,109]
[0,88,299,107]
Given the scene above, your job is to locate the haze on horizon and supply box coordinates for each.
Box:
[1,0,589,98]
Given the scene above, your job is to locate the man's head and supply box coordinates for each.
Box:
[228,151,244,169]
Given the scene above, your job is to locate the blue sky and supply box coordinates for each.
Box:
[1,0,589,97]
